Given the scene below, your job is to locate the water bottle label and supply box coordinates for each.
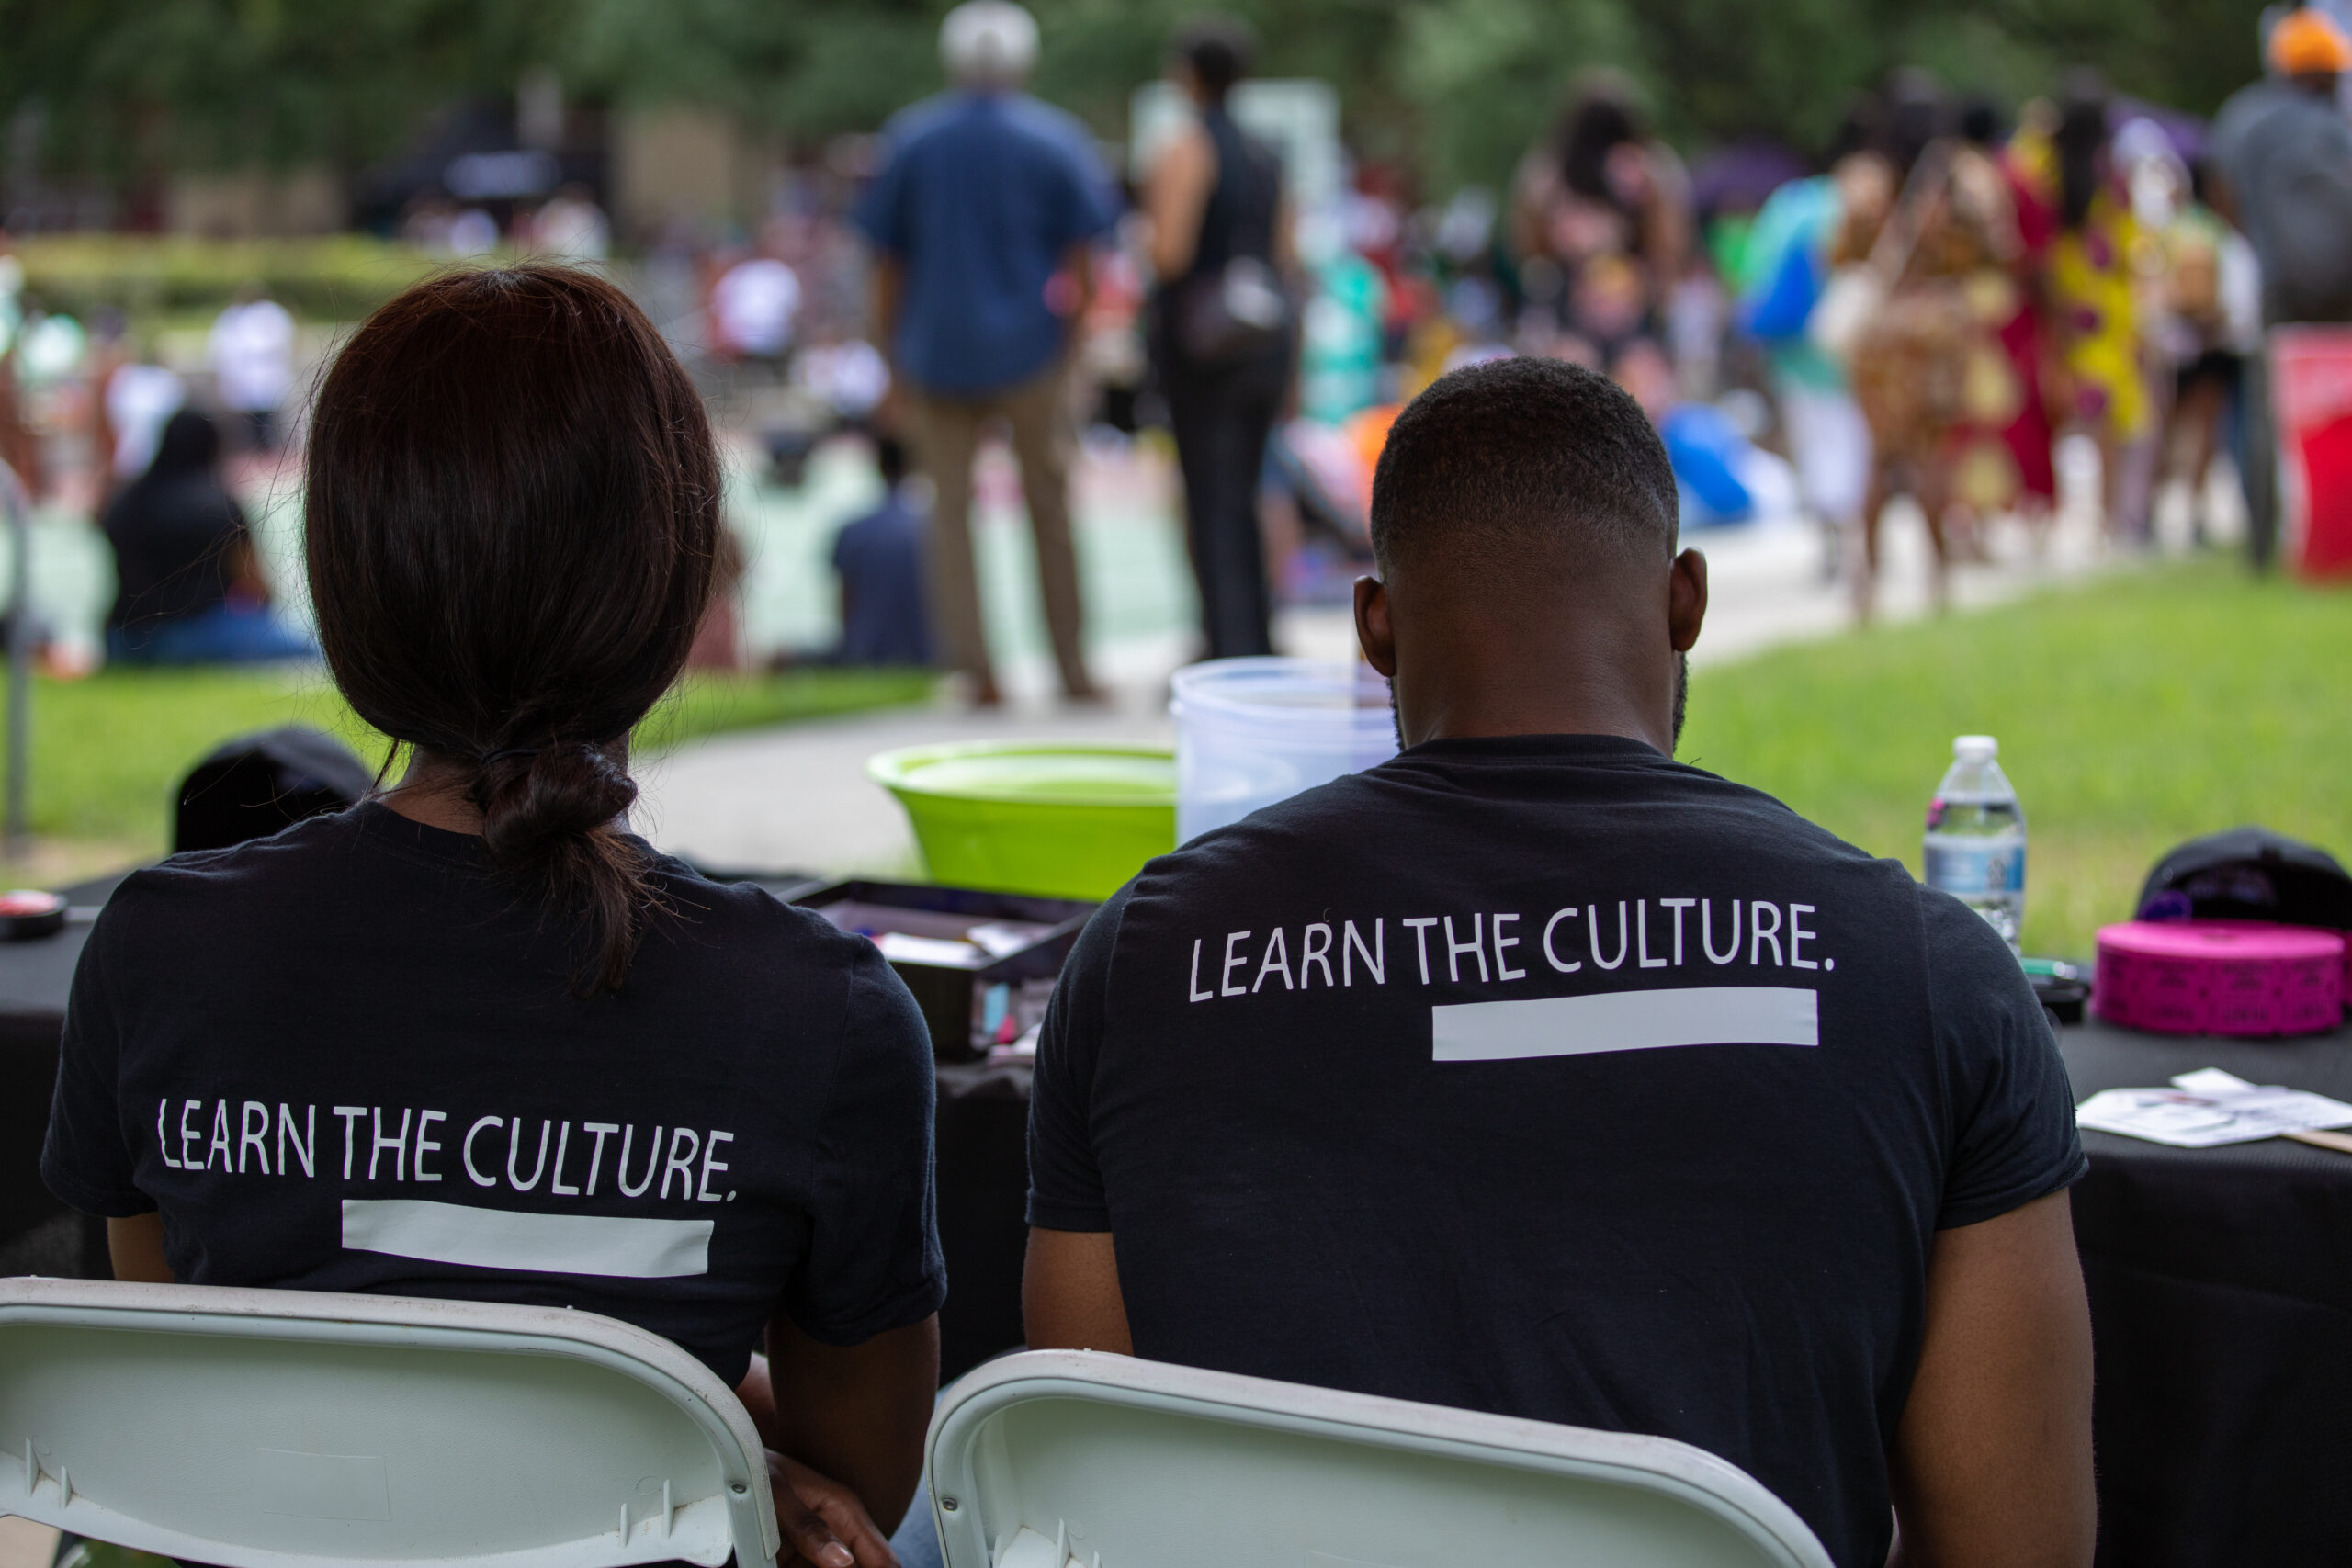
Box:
[1923,841,2026,896]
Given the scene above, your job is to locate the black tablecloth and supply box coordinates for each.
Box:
[2059,1017,2352,1568]
[0,875,123,1280]
[7,894,2346,1559]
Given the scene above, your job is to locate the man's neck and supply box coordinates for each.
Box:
[1394,629,1676,754]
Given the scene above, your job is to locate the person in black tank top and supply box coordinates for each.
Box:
[1143,19,1295,660]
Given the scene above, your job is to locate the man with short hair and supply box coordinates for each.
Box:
[854,0,1114,706]
[1023,357,2095,1568]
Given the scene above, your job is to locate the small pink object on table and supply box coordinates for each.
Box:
[2094,919,2346,1037]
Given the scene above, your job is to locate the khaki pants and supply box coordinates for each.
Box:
[906,364,1091,694]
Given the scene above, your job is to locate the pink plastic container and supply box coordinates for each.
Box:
[2094,919,2345,1037]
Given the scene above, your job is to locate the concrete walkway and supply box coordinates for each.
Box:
[636,444,2133,880]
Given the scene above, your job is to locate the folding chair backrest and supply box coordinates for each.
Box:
[926,1351,1833,1568]
[0,1278,778,1568]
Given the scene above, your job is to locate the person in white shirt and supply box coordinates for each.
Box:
[208,288,296,451]
[532,186,611,263]
[447,208,501,257]
[712,255,802,363]
[106,355,186,479]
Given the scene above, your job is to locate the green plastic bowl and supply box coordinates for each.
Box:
[867,740,1177,901]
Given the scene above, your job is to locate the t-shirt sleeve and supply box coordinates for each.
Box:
[1055,142,1119,250]
[1922,888,2087,1229]
[1025,883,1130,1232]
[41,906,157,1218]
[851,137,910,255]
[784,942,946,1345]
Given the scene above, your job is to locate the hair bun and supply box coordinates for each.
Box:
[474,742,639,865]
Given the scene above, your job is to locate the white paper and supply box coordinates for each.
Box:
[2075,1068,2352,1147]
[874,931,985,968]
[965,920,1044,959]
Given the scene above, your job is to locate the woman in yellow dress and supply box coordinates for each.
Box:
[2044,83,2153,537]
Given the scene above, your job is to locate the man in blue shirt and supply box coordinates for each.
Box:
[854,0,1116,706]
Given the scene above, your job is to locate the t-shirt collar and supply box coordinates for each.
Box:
[349,797,492,866]
[1398,732,1670,764]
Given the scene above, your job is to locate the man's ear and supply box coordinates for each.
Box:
[1353,575,1396,677]
[1668,548,1708,654]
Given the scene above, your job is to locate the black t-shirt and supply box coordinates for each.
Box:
[1027,735,2084,1568]
[44,802,945,1384]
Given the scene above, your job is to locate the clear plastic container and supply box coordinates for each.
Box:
[1170,657,1399,844]
[1922,733,2027,953]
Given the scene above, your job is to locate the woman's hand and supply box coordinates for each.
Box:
[768,1449,899,1568]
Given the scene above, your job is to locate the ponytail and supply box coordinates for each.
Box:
[471,742,651,995]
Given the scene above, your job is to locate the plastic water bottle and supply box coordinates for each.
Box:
[1923,735,2026,953]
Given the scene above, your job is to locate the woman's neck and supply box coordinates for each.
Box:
[379,741,636,836]
[380,751,485,834]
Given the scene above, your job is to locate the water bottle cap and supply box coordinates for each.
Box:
[1952,734,1998,761]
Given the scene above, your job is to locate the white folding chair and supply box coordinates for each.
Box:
[0,1277,779,1568]
[925,1350,1833,1568]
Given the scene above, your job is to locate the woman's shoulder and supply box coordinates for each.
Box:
[633,865,933,1067]
[81,810,374,983]
[107,807,369,901]
[638,861,898,988]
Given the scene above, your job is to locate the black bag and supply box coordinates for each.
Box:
[175,725,377,853]
[1175,255,1292,368]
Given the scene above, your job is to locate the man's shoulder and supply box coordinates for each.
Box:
[2222,82,2336,159]
[1000,95,1102,155]
[1912,881,2041,1029]
[833,499,917,550]
[1125,752,1896,906]
[880,93,970,148]
[883,91,1088,152]
[1134,772,1396,889]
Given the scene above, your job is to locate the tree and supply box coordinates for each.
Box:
[0,0,2280,210]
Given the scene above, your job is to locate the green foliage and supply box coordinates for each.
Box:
[1390,0,1642,193]
[15,234,444,321]
[0,0,2276,204]
[1678,561,2352,960]
[0,0,577,181]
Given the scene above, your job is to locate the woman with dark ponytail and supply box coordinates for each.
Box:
[44,266,943,1566]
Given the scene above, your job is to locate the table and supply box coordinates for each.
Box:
[2058,1016,2352,1567]
[9,899,2346,1557]
[0,875,121,1281]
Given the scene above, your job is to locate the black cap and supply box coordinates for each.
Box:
[2136,827,2352,929]
[175,726,378,853]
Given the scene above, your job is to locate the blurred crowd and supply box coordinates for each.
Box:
[2,2,2347,679]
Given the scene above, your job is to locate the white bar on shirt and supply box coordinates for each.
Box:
[1431,986,1819,1062]
[341,1198,713,1279]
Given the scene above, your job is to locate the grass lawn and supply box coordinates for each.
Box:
[0,664,933,883]
[1678,558,2352,960]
